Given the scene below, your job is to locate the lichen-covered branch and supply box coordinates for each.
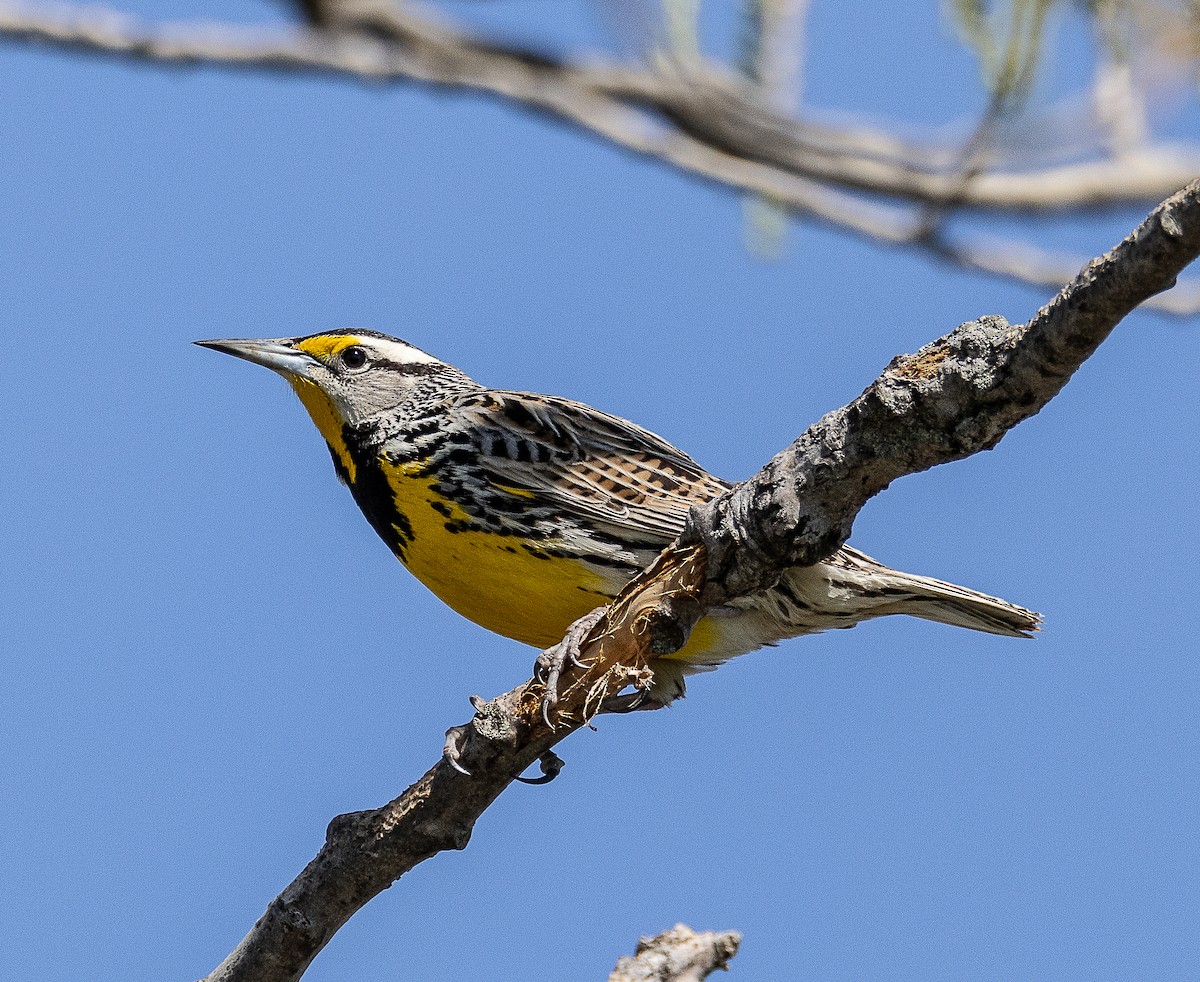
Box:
[3,1,1199,310]
[200,179,1200,982]
[685,179,1200,604]
[608,924,742,982]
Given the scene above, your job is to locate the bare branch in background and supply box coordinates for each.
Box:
[201,181,1200,982]
[2,0,1199,310]
[1092,0,1150,156]
[739,0,810,252]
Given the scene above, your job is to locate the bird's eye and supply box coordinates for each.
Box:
[340,345,370,370]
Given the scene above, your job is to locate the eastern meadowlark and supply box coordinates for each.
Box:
[197,330,1039,702]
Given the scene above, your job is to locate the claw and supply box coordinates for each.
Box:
[514,749,565,785]
[534,607,608,729]
[442,723,472,776]
[537,646,565,730]
[599,690,663,714]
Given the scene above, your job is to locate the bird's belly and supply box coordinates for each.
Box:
[364,460,781,666]
[377,462,622,648]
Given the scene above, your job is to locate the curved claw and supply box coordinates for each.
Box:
[442,724,472,776]
[599,690,662,714]
[514,749,565,786]
[534,606,608,730]
[539,649,564,729]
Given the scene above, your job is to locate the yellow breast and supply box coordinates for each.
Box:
[378,460,619,648]
[371,460,750,672]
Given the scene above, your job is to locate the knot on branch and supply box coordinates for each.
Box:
[872,314,1028,455]
[686,449,851,601]
[469,694,520,743]
[883,315,1014,389]
[325,808,384,851]
[638,593,706,655]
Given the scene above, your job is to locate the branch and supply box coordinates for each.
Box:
[4,1,1200,310]
[200,180,1200,982]
[201,540,708,982]
[4,1,1193,211]
[685,179,1200,603]
[608,925,741,982]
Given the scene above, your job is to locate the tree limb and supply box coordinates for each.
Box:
[3,1,1200,311]
[199,179,1200,982]
[685,178,1200,602]
[607,924,742,982]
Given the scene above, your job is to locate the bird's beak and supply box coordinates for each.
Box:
[194,337,316,378]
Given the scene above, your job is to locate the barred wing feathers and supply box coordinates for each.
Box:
[442,388,1040,643]
[445,389,727,544]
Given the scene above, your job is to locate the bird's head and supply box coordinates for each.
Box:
[196,330,470,479]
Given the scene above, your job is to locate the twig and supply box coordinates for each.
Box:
[3,2,1200,310]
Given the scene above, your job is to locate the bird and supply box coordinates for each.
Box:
[196,330,1039,705]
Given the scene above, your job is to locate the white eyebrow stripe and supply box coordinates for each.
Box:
[360,335,441,366]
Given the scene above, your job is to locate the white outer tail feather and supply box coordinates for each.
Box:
[648,545,1040,702]
[823,545,1040,638]
[865,570,1041,638]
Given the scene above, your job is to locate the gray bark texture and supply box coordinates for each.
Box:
[607,925,742,982]
[200,181,1200,982]
[687,174,1200,601]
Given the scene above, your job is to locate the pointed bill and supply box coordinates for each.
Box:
[194,338,315,377]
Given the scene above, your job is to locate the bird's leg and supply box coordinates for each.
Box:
[535,606,608,728]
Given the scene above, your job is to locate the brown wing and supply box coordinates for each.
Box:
[444,389,729,544]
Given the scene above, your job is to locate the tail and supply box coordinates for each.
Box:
[647,544,1040,705]
[830,545,1041,638]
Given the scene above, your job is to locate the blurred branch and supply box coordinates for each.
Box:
[741,0,807,108]
[739,0,809,252]
[4,2,1193,210]
[3,1,1200,308]
[200,181,1200,982]
[608,925,742,982]
[948,0,1055,112]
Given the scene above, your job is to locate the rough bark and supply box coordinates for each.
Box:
[608,925,742,982]
[686,178,1200,603]
[200,180,1200,982]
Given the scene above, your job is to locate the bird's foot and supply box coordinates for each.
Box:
[442,693,493,776]
[444,717,566,786]
[513,749,565,785]
[534,606,608,728]
[597,690,666,714]
[443,722,472,776]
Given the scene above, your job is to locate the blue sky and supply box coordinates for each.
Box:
[2,2,1198,980]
